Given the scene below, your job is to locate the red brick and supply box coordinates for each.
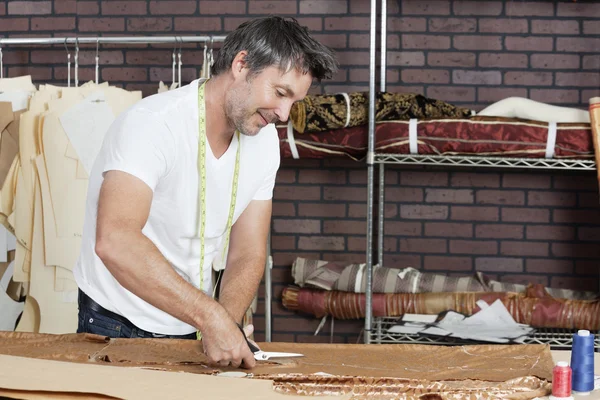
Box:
[275,169,296,184]
[553,175,597,191]
[294,17,323,31]
[175,17,221,31]
[347,169,368,185]
[383,221,422,236]
[505,36,553,52]
[77,2,100,15]
[224,17,252,31]
[528,191,576,207]
[387,17,427,32]
[401,205,448,220]
[319,252,366,264]
[502,243,549,258]
[334,51,370,66]
[379,204,399,219]
[79,17,125,31]
[558,2,600,18]
[502,208,549,223]
[0,49,28,64]
[383,254,422,269]
[274,185,320,201]
[149,67,196,83]
[298,236,345,251]
[584,21,600,35]
[428,18,476,32]
[476,224,523,239]
[425,222,472,238]
[127,17,172,32]
[323,187,365,201]
[125,50,172,65]
[323,84,367,93]
[300,0,346,14]
[273,316,321,333]
[506,2,553,16]
[324,16,369,31]
[403,34,451,50]
[424,256,472,271]
[349,69,397,85]
[386,51,425,67]
[479,18,528,33]
[478,53,528,68]
[271,333,296,343]
[583,55,600,70]
[348,237,396,252]
[150,1,197,14]
[8,66,52,80]
[0,2,5,15]
[453,35,502,50]
[582,90,600,102]
[400,238,447,254]
[424,189,474,204]
[350,1,399,14]
[451,173,500,188]
[550,276,597,292]
[54,66,95,82]
[453,1,502,15]
[426,86,475,103]
[275,219,322,235]
[428,52,476,68]
[527,226,575,241]
[403,1,450,15]
[475,257,523,272]
[323,220,366,235]
[101,1,147,15]
[271,235,296,250]
[385,187,423,202]
[477,87,528,103]
[505,71,553,86]
[348,204,367,218]
[296,334,349,344]
[575,260,600,276]
[503,173,551,189]
[102,67,147,82]
[248,1,297,14]
[453,70,501,85]
[31,17,75,31]
[531,20,579,35]
[385,85,425,95]
[501,274,548,286]
[8,1,51,14]
[298,203,344,218]
[475,190,524,206]
[451,206,499,222]
[323,160,363,170]
[298,170,346,184]
[578,227,600,242]
[578,193,599,208]
[527,259,574,274]
[272,252,320,268]
[272,202,296,217]
[450,240,498,255]
[402,69,450,84]
[554,209,600,225]
[313,34,347,49]
[556,72,600,87]
[530,89,580,104]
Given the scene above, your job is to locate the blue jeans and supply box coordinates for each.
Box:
[77,290,196,340]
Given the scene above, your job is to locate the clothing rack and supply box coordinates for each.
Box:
[0,33,276,343]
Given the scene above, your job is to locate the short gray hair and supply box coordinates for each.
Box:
[211,16,338,81]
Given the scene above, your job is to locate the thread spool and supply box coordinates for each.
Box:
[549,361,574,400]
[571,329,595,395]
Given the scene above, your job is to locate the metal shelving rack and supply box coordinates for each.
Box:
[363,0,598,346]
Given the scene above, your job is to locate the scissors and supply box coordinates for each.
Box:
[238,325,304,361]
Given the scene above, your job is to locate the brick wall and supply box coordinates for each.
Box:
[1,0,599,343]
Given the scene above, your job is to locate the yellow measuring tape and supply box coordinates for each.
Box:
[196,80,241,340]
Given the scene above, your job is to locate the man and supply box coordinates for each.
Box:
[73,16,338,369]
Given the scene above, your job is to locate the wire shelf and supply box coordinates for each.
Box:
[370,317,600,350]
[374,154,596,171]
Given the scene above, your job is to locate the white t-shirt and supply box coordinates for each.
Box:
[73,79,280,335]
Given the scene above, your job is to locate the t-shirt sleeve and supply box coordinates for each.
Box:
[101,109,175,191]
[252,126,281,201]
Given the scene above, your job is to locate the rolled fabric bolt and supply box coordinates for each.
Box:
[589,97,600,195]
[570,329,595,395]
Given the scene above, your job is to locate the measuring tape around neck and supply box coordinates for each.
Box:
[196,80,241,339]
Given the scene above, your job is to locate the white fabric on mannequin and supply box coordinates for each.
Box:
[477,97,590,123]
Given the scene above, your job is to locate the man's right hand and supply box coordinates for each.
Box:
[200,306,256,369]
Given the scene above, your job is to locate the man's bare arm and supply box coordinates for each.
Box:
[95,170,255,368]
[218,199,272,324]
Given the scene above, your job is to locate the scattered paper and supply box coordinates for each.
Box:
[0,261,25,331]
[0,90,33,112]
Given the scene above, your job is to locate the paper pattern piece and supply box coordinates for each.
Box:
[0,261,25,330]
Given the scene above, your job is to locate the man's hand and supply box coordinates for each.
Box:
[201,307,256,369]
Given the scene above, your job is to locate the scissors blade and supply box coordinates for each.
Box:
[254,351,304,361]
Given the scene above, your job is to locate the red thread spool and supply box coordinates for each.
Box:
[551,361,572,399]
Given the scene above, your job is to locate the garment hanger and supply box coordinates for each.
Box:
[177,36,182,88]
[95,38,100,85]
[74,37,79,87]
[63,38,71,87]
[171,37,177,88]
[0,42,4,79]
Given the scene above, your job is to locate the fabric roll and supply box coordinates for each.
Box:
[589,97,600,193]
[289,92,473,134]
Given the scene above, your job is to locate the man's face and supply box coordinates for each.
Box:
[225,65,313,136]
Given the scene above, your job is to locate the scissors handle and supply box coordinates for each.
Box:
[237,324,260,353]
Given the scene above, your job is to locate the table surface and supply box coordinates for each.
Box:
[549,351,599,399]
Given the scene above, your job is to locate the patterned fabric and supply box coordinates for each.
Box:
[282,285,600,330]
[291,257,598,301]
[290,92,473,134]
